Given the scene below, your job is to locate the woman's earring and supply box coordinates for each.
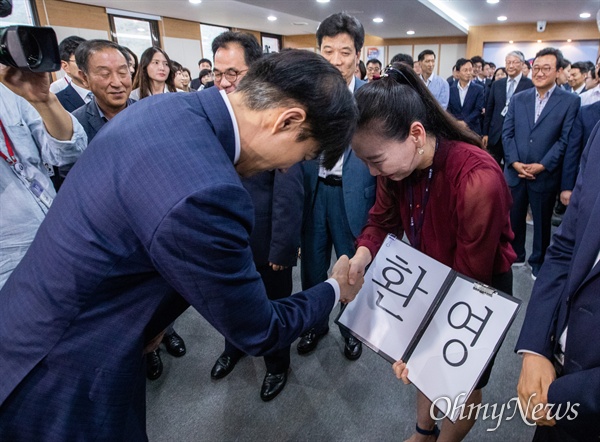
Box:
[417,148,424,155]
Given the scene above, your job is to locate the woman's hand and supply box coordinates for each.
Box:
[348,246,372,285]
[392,359,411,385]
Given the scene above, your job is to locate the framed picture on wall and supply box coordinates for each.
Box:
[365,46,385,62]
[262,33,281,54]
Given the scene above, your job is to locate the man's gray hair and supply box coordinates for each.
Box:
[506,51,525,62]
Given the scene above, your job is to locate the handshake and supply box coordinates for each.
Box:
[329,246,372,304]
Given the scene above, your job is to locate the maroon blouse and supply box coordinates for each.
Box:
[357,139,516,285]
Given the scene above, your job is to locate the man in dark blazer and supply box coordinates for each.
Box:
[559,100,600,209]
[56,82,88,113]
[0,50,363,440]
[71,40,136,142]
[503,47,580,279]
[448,58,485,135]
[483,50,534,166]
[54,36,90,113]
[299,12,376,361]
[515,121,600,442]
[207,31,303,401]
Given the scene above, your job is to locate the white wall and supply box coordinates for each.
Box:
[483,40,599,67]
[439,43,467,78]
[388,45,412,64]
[163,36,202,77]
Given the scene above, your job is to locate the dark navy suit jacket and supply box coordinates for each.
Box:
[448,81,485,135]
[72,97,137,143]
[483,76,534,145]
[502,86,580,193]
[0,87,334,439]
[516,122,600,439]
[561,101,600,191]
[56,83,86,113]
[302,78,375,238]
[242,165,303,268]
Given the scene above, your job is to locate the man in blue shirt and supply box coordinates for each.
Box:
[418,49,449,109]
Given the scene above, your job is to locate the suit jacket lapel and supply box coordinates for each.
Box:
[87,101,105,135]
[197,88,236,163]
[534,89,561,127]
[525,89,535,130]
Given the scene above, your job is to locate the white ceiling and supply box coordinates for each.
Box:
[65,0,600,39]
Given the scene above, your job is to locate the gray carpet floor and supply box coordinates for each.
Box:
[147,224,547,441]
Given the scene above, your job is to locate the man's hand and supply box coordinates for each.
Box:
[0,65,52,104]
[482,135,488,149]
[523,163,545,177]
[331,255,363,303]
[517,353,557,426]
[269,262,287,271]
[512,161,535,179]
[348,246,371,286]
[560,190,572,206]
[143,331,166,355]
[392,359,411,385]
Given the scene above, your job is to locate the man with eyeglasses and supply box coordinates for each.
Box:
[483,50,534,166]
[418,49,449,109]
[502,47,580,280]
[365,58,381,82]
[209,31,305,401]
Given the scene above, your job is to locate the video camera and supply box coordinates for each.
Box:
[0,0,61,72]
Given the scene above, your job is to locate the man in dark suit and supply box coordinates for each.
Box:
[515,122,600,442]
[299,12,376,361]
[483,50,534,166]
[448,58,485,135]
[503,47,580,279]
[0,50,364,440]
[568,61,588,95]
[559,100,600,209]
[190,58,212,91]
[55,37,90,113]
[207,31,303,401]
[71,40,135,143]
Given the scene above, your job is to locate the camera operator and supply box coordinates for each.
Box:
[0,64,87,289]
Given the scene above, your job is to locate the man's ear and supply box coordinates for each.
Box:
[79,69,90,89]
[272,107,307,134]
[60,60,70,74]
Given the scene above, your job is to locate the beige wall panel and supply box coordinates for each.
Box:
[387,45,413,64]
[439,43,466,78]
[38,0,109,31]
[162,17,201,40]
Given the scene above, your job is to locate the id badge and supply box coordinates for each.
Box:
[30,178,53,209]
[500,106,508,117]
[44,162,55,177]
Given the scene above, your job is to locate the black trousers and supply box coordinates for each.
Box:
[223,265,293,373]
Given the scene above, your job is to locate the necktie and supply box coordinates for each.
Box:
[506,79,515,103]
[85,91,93,103]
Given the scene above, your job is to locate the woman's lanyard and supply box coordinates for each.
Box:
[0,119,53,209]
[407,140,438,250]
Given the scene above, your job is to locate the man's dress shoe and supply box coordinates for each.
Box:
[163,331,186,357]
[146,349,163,380]
[210,354,237,379]
[296,327,329,355]
[260,371,288,402]
[344,336,362,360]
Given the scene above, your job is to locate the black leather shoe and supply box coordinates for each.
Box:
[210,354,237,379]
[344,336,362,360]
[163,331,186,357]
[260,371,288,402]
[146,349,163,380]
[297,327,329,355]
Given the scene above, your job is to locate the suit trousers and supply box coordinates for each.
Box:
[487,139,504,167]
[301,182,356,337]
[510,180,556,273]
[223,265,293,373]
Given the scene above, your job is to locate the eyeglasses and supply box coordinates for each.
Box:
[532,65,554,75]
[214,68,248,83]
[366,67,381,73]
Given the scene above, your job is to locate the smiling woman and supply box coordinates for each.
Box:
[349,62,516,442]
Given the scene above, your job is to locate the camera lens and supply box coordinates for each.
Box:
[18,26,42,68]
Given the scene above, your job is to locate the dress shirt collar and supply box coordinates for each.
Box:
[348,75,356,93]
[458,80,471,92]
[219,89,241,165]
[70,81,91,102]
[536,83,557,100]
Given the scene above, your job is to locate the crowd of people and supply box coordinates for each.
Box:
[0,10,599,442]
